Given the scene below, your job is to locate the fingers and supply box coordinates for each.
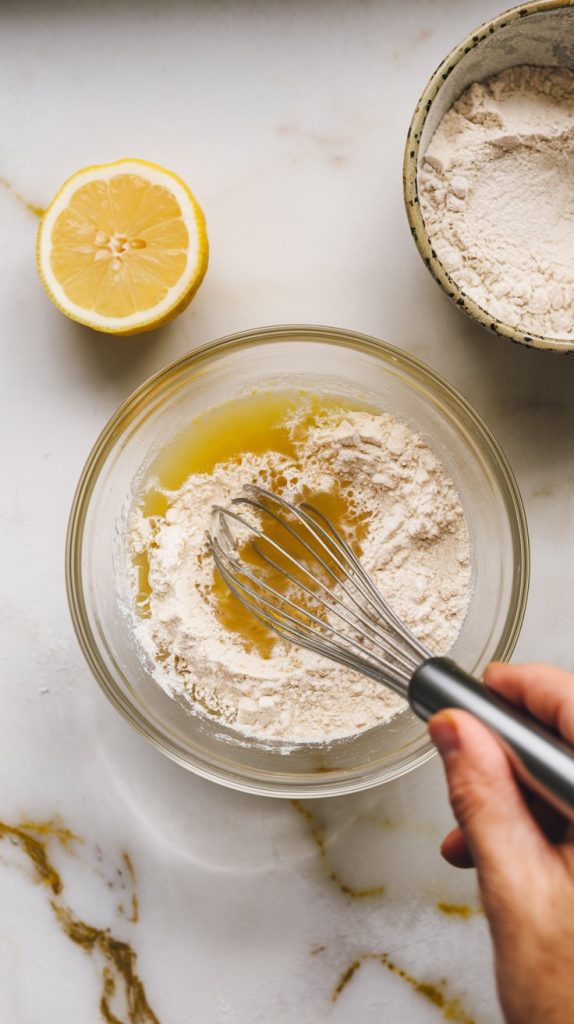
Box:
[429,709,549,894]
[484,662,574,744]
[440,826,474,868]
[440,797,569,868]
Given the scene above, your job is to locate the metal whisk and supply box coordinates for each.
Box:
[210,485,574,820]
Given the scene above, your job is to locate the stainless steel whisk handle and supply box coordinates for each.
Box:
[410,657,574,822]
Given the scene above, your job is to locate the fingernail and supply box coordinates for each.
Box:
[429,711,460,758]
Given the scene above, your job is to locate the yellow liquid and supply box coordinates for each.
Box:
[134,390,373,658]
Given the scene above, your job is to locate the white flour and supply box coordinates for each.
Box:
[129,408,471,742]
[419,65,574,339]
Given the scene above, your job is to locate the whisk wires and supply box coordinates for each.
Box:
[209,486,429,697]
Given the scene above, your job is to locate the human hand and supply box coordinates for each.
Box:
[429,663,574,1024]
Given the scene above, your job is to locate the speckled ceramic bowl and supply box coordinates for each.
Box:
[404,0,574,353]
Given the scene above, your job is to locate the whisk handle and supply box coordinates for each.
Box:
[409,657,574,822]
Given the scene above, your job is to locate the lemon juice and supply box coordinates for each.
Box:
[134,390,373,657]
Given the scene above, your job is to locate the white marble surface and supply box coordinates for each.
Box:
[1,1,574,1021]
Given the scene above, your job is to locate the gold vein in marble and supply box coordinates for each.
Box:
[0,819,78,893]
[121,852,140,924]
[333,952,476,1023]
[436,901,482,920]
[291,800,385,898]
[0,818,159,1024]
[52,904,159,1024]
[0,177,44,217]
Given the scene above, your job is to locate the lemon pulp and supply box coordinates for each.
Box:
[51,176,189,317]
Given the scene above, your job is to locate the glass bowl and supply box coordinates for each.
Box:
[66,325,529,797]
[403,0,574,352]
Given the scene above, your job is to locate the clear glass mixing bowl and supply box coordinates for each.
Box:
[66,326,529,797]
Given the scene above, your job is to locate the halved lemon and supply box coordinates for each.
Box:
[37,158,208,335]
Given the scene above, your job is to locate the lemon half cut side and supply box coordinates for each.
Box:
[37,158,208,335]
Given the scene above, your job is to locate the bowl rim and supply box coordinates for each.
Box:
[403,0,574,354]
[66,324,530,797]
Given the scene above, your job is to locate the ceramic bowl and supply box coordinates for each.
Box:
[404,0,574,353]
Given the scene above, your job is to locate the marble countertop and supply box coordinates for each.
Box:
[2,1,574,1021]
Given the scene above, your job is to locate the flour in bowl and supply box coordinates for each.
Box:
[129,400,471,742]
[419,65,574,339]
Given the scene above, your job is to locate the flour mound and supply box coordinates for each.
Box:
[419,65,574,339]
[129,409,471,743]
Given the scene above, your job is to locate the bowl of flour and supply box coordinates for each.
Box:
[66,326,529,796]
[404,1,574,352]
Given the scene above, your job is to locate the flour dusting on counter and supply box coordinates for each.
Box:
[129,405,471,742]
